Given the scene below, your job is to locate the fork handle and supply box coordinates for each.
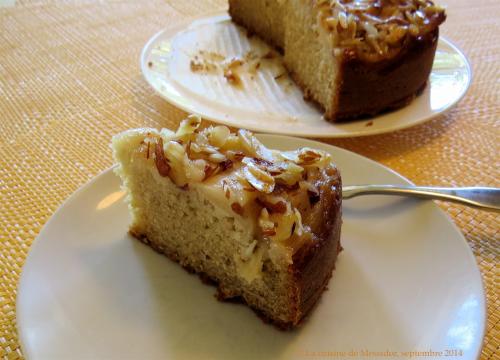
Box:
[342,185,500,212]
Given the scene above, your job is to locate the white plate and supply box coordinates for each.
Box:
[141,14,471,138]
[18,135,485,360]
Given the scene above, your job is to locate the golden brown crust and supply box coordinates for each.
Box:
[289,165,342,325]
[333,28,439,121]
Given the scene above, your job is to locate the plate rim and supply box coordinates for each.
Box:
[140,12,472,138]
[17,135,486,359]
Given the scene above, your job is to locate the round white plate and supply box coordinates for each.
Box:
[18,135,485,360]
[141,14,471,138]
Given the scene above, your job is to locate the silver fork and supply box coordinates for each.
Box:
[342,185,500,212]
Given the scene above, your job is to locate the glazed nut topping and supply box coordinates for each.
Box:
[242,159,275,194]
[148,115,334,252]
[315,0,446,61]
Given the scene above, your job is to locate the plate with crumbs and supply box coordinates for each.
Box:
[141,13,471,138]
[18,135,485,359]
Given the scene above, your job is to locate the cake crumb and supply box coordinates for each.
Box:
[262,51,276,59]
[189,48,289,89]
[365,121,373,127]
[274,73,286,81]
[190,60,204,72]
[224,69,242,87]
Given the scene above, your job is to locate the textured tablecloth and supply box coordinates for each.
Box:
[0,0,498,359]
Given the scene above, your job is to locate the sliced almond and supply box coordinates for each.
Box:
[243,161,275,194]
[154,138,170,177]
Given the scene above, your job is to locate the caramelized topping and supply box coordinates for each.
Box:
[315,0,446,61]
[256,197,288,214]
[231,202,245,216]
[154,138,170,177]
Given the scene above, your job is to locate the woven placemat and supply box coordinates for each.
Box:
[0,0,498,359]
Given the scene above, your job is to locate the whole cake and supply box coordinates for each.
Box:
[229,0,446,121]
[112,115,342,328]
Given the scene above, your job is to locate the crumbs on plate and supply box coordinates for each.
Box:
[189,49,292,90]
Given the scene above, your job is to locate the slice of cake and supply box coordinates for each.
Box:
[229,0,446,121]
[112,115,342,328]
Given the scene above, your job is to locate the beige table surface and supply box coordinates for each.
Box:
[0,0,498,359]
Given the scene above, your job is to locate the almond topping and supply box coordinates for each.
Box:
[262,229,277,237]
[154,138,170,177]
[219,159,233,172]
[297,148,324,165]
[226,151,245,162]
[231,202,244,216]
[208,126,231,148]
[256,197,287,214]
[208,152,227,163]
[243,161,275,194]
[224,69,242,86]
[222,180,231,199]
[203,164,220,180]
